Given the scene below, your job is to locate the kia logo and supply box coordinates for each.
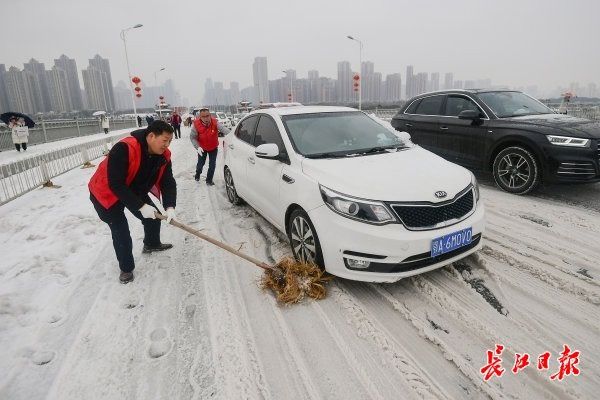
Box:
[434,191,447,199]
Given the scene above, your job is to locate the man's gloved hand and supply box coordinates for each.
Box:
[139,204,156,219]
[165,207,176,223]
[197,147,204,156]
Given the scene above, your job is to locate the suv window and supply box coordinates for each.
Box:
[445,95,484,117]
[405,99,421,114]
[235,115,259,145]
[254,115,286,152]
[414,96,444,115]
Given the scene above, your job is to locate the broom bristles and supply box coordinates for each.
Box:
[260,257,332,304]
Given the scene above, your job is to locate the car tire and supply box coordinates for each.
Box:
[224,167,243,205]
[287,208,324,270]
[492,146,540,194]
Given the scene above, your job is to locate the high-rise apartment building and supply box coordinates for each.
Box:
[46,66,72,112]
[337,61,352,103]
[253,57,269,103]
[4,66,35,114]
[23,58,52,112]
[54,54,84,110]
[88,55,115,110]
[384,73,402,101]
[430,72,440,92]
[444,72,454,90]
[0,64,10,113]
[406,65,415,99]
[82,66,110,111]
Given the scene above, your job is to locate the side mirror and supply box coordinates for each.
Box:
[458,110,481,120]
[255,143,280,160]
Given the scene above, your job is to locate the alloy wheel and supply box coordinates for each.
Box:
[496,152,531,190]
[290,215,316,263]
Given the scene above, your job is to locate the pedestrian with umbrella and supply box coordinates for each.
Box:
[1,112,34,152]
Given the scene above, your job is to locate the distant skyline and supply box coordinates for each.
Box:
[1,0,598,104]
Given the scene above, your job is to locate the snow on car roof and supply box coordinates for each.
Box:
[253,105,358,117]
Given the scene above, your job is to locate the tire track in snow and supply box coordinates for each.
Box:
[332,282,444,399]
[482,241,600,305]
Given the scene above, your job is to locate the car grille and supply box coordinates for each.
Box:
[389,188,475,230]
[557,162,596,179]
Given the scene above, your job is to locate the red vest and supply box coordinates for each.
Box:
[88,136,172,209]
[193,117,219,151]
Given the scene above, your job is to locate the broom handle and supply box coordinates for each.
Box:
[154,212,272,271]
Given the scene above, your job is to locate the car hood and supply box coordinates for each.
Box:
[501,114,600,138]
[301,147,472,202]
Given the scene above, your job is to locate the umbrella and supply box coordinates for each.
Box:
[92,111,106,116]
[0,112,35,128]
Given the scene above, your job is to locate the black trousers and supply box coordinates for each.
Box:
[196,148,218,182]
[91,195,161,273]
[14,143,27,151]
[172,124,181,138]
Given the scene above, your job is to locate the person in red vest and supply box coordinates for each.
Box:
[89,120,177,284]
[171,110,182,139]
[190,108,230,185]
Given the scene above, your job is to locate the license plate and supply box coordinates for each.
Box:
[431,227,473,257]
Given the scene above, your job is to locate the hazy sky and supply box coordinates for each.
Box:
[2,0,599,103]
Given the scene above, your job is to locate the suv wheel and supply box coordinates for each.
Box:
[287,209,324,269]
[493,146,540,194]
[224,167,243,205]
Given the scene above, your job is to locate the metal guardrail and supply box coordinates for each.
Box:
[0,118,137,151]
[0,133,128,205]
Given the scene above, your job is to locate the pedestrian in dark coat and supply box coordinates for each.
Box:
[89,120,177,284]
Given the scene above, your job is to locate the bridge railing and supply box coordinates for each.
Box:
[0,133,128,205]
[0,118,137,151]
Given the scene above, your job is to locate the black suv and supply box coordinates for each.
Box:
[391,90,600,194]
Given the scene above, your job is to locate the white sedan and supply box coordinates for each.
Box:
[222,106,485,282]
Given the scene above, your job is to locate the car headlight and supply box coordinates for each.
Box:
[546,135,590,147]
[319,185,395,224]
[470,173,480,204]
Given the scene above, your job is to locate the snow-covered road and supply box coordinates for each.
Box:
[1,126,598,399]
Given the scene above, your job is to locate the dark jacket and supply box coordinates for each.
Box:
[96,128,176,211]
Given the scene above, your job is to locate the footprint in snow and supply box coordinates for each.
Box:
[43,309,68,325]
[148,328,172,359]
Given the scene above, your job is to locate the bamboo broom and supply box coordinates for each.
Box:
[155,212,331,304]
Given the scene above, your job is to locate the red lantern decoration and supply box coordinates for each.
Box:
[136,93,142,98]
[134,86,141,92]
[353,82,360,88]
[353,88,359,92]
[353,74,360,81]
[159,96,164,100]
[132,76,141,84]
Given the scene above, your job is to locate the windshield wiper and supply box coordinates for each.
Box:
[304,152,349,159]
[358,145,405,154]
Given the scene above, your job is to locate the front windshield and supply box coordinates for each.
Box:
[282,111,408,158]
[478,91,553,118]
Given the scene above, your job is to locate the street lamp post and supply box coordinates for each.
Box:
[282,70,293,102]
[347,35,363,110]
[154,67,166,88]
[120,23,143,125]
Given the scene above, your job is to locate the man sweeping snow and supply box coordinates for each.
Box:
[88,120,177,284]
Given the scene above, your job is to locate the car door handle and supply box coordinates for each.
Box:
[282,174,295,184]
[440,126,449,130]
[248,157,255,164]
[405,123,413,127]
[228,143,234,149]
